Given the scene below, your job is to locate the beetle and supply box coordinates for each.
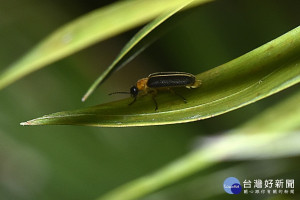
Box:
[109,72,201,110]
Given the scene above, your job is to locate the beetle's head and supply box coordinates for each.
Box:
[130,86,139,97]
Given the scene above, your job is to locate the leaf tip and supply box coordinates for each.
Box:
[20,121,31,126]
[81,96,87,102]
[20,118,41,126]
[81,91,91,102]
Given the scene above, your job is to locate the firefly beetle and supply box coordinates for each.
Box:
[109,72,201,110]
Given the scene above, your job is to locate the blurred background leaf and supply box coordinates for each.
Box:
[0,0,212,90]
[81,3,193,102]
[0,0,299,200]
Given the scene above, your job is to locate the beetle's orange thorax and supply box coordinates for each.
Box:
[136,78,148,91]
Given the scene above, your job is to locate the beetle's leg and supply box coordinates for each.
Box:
[152,95,158,111]
[148,89,158,111]
[128,97,137,106]
[168,88,187,103]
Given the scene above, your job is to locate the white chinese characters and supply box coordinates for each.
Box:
[242,179,294,195]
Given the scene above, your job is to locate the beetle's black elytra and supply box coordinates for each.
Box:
[147,75,195,88]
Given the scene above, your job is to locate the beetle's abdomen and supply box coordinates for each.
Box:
[147,75,195,88]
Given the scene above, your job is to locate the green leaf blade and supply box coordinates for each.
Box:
[21,26,300,127]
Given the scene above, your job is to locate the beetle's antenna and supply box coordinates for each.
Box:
[109,92,130,95]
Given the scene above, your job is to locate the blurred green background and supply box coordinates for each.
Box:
[0,0,299,200]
